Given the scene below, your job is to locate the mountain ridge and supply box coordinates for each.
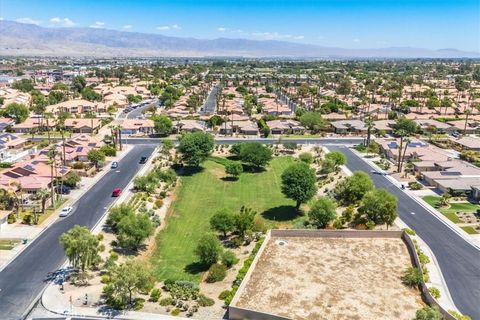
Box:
[0,20,478,58]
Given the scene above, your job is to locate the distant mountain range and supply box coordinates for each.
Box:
[0,20,478,58]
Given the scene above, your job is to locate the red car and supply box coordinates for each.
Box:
[112,188,122,197]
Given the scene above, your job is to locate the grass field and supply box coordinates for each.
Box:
[150,156,300,282]
[461,226,479,234]
[422,195,479,224]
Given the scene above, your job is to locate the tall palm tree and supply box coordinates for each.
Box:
[365,116,374,147]
[47,146,58,208]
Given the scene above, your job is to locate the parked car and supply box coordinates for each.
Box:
[111,161,119,169]
[139,156,148,164]
[112,188,122,197]
[59,206,73,217]
[55,185,71,195]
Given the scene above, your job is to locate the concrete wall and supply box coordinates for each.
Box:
[229,229,455,320]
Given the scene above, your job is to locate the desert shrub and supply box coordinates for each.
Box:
[22,214,34,225]
[171,308,181,316]
[159,297,174,306]
[167,281,199,300]
[418,251,430,265]
[7,213,16,224]
[218,290,230,300]
[402,267,424,287]
[71,161,85,169]
[206,264,227,283]
[448,310,472,320]
[197,294,214,307]
[404,228,416,236]
[149,288,161,302]
[408,181,423,190]
[100,275,110,284]
[429,287,441,299]
[155,199,163,208]
[414,306,443,320]
[133,298,145,311]
[221,250,239,268]
[298,152,313,164]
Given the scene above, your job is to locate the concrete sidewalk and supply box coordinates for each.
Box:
[0,145,133,272]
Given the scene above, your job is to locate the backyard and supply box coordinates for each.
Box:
[150,156,300,282]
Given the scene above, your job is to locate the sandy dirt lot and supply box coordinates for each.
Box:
[236,236,423,320]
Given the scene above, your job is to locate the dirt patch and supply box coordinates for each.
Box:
[235,236,423,320]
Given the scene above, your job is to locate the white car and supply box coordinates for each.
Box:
[59,206,73,217]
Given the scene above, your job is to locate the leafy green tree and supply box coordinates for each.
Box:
[2,103,29,123]
[12,79,34,92]
[107,204,135,231]
[178,132,214,167]
[281,162,317,210]
[153,116,173,136]
[59,225,102,272]
[299,112,325,133]
[82,87,102,102]
[87,149,106,168]
[210,210,235,237]
[298,152,313,164]
[336,77,352,96]
[127,94,142,103]
[238,142,272,169]
[161,139,174,155]
[48,90,67,105]
[195,233,222,266]
[225,162,243,179]
[357,189,398,228]
[62,171,81,188]
[334,171,374,204]
[72,76,87,93]
[233,206,256,239]
[309,197,337,228]
[413,306,443,320]
[324,151,347,169]
[117,213,154,249]
[104,259,155,307]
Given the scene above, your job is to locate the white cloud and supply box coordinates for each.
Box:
[16,17,41,25]
[294,35,305,40]
[49,17,76,27]
[217,27,226,32]
[353,38,361,43]
[123,25,133,30]
[0,17,4,21]
[90,21,105,29]
[157,24,181,31]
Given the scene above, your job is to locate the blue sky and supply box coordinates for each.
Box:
[1,0,479,51]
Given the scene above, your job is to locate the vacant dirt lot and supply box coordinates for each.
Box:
[235,236,423,320]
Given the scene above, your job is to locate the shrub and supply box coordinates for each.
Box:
[221,250,238,268]
[155,199,163,208]
[149,288,161,302]
[298,152,313,164]
[218,290,230,300]
[404,228,416,236]
[7,213,16,224]
[197,294,214,307]
[408,181,423,190]
[171,308,181,316]
[448,310,472,320]
[206,263,227,283]
[159,297,174,306]
[22,214,34,225]
[429,287,441,299]
[414,306,443,320]
[168,281,199,300]
[71,161,85,169]
[402,267,424,287]
[100,275,110,284]
[133,298,145,311]
[418,251,431,265]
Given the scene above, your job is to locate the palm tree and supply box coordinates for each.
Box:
[7,181,23,218]
[37,188,50,214]
[47,146,58,208]
[463,109,471,135]
[365,116,374,147]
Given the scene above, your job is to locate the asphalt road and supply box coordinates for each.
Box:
[200,85,219,114]
[329,146,480,319]
[0,145,156,320]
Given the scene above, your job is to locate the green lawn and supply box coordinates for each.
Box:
[0,239,21,250]
[461,226,479,234]
[151,156,300,282]
[422,195,479,224]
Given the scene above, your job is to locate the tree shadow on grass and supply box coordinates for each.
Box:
[175,165,204,177]
[242,164,266,173]
[221,176,239,182]
[261,205,299,222]
[184,261,209,276]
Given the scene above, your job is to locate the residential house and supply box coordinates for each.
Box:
[267,119,305,135]
[330,120,367,134]
[120,119,155,135]
[64,118,102,134]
